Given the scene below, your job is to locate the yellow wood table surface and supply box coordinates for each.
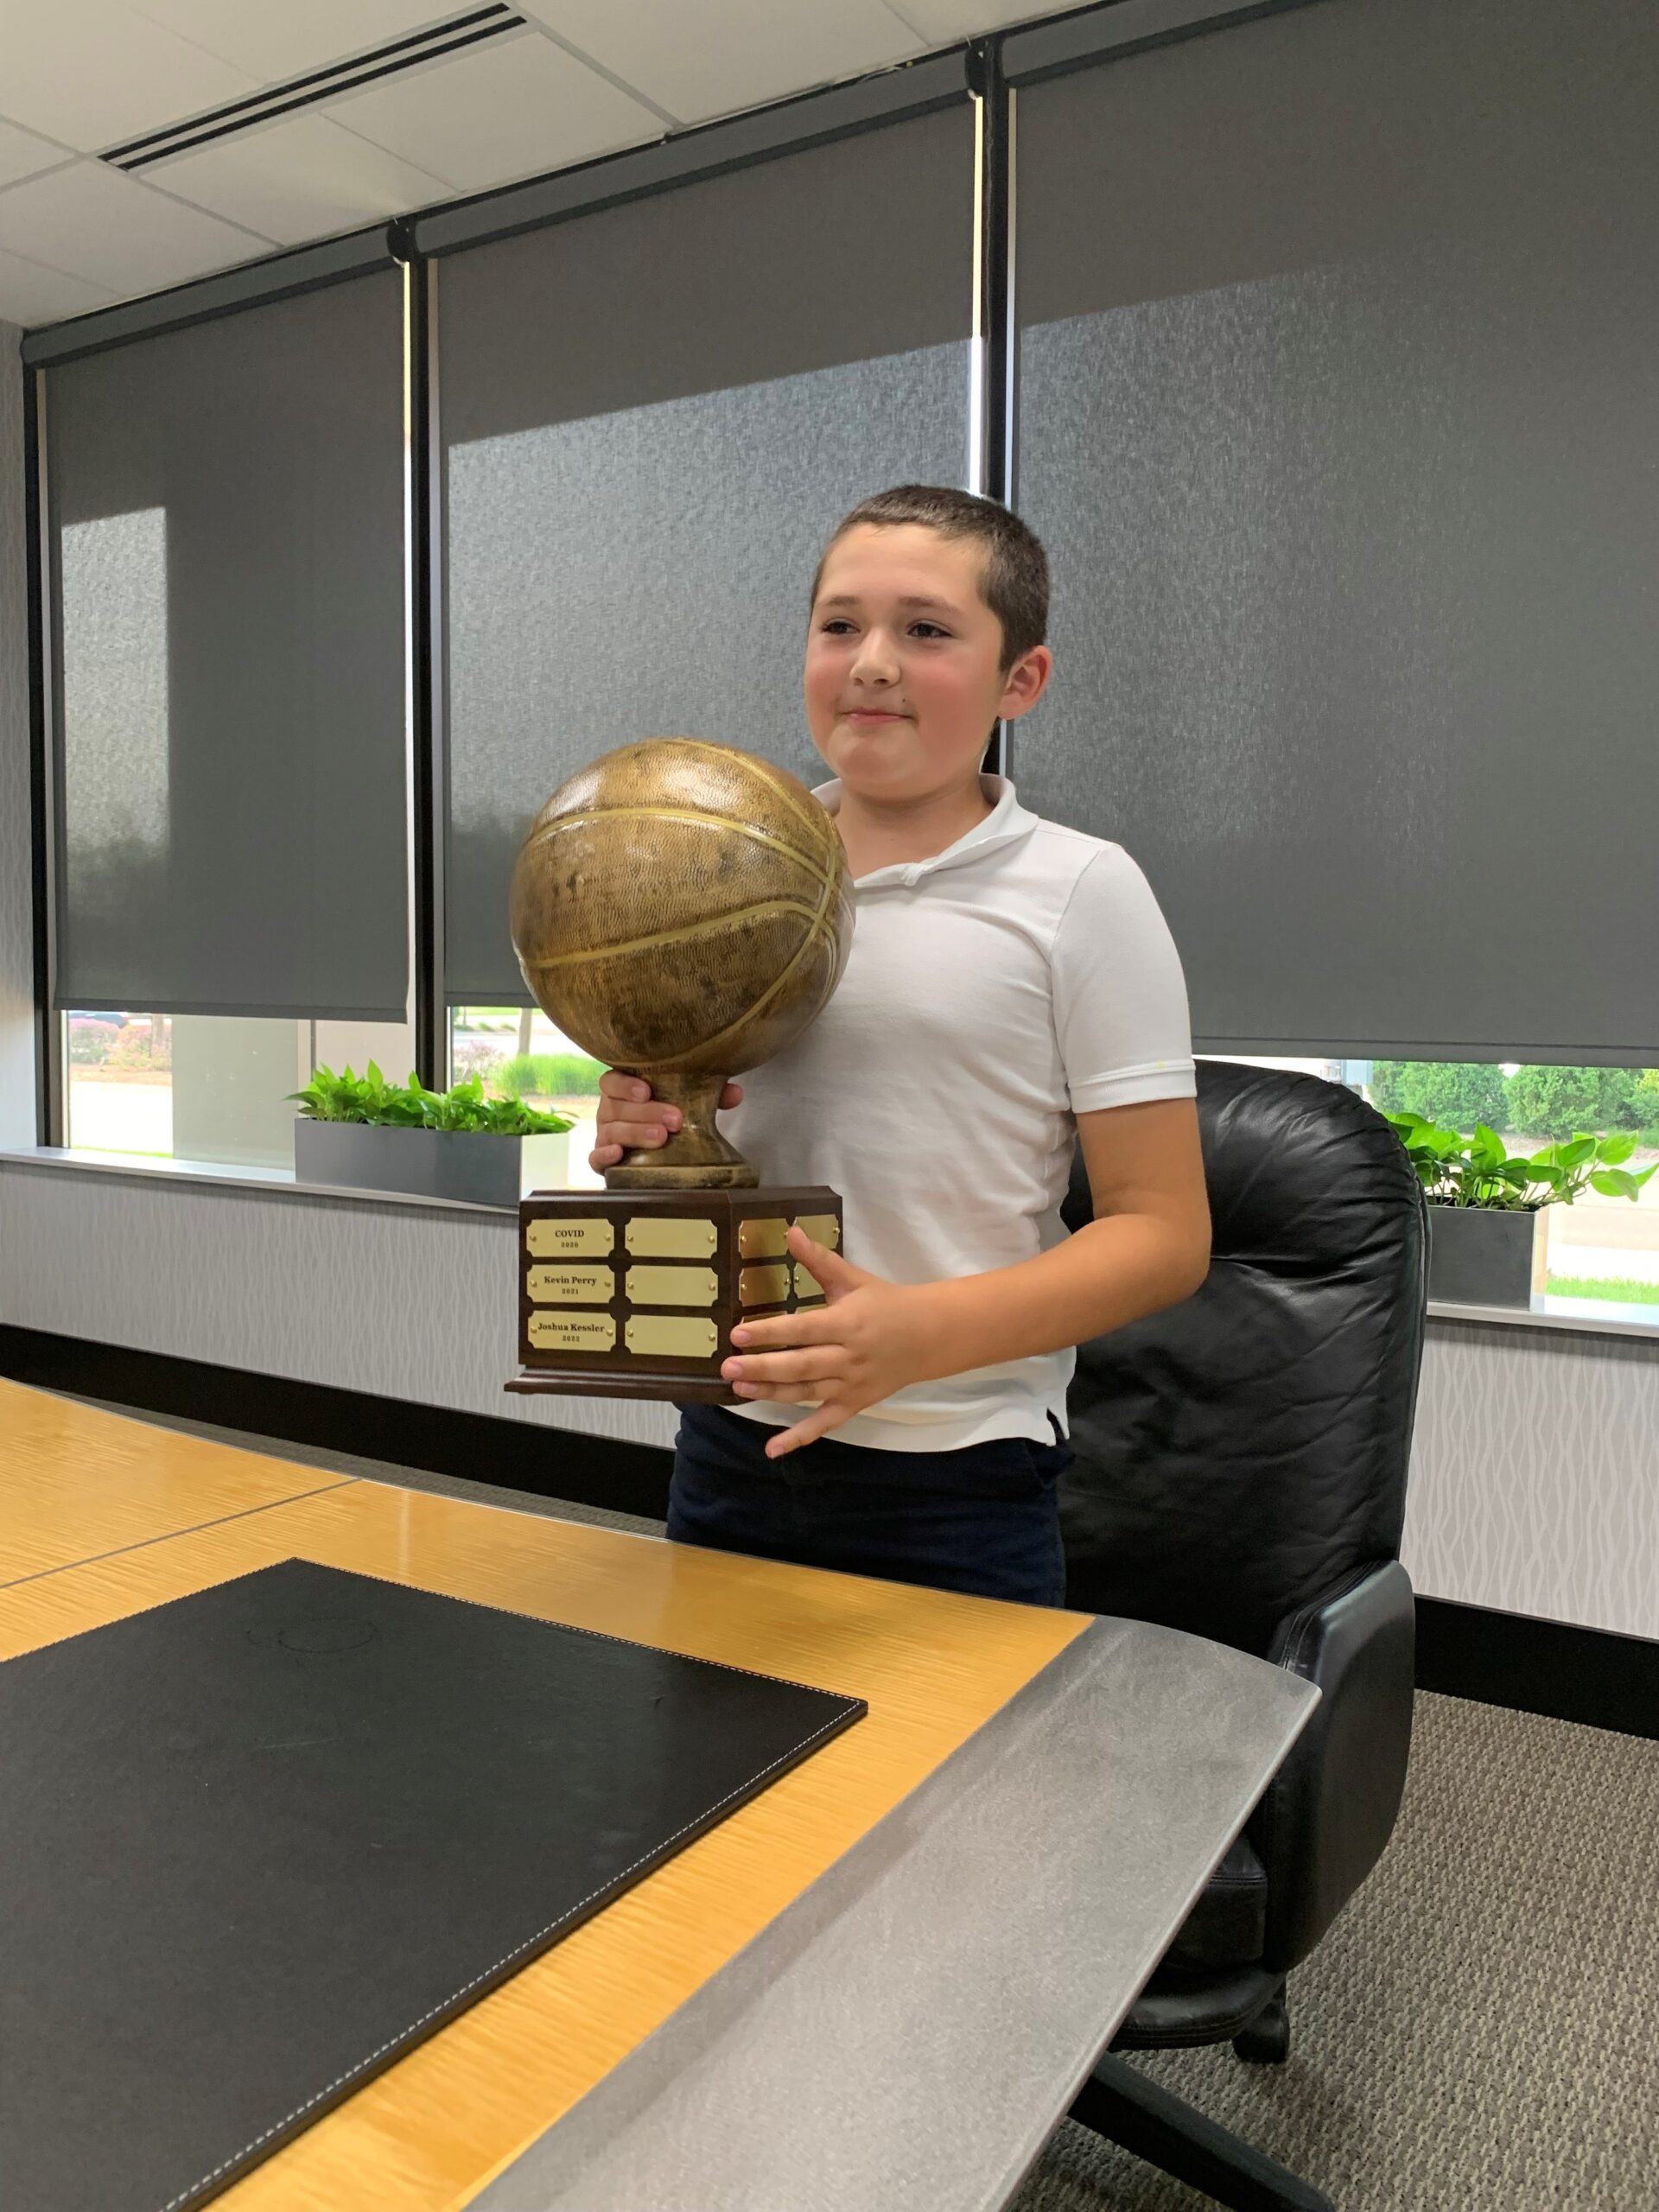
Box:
[0,1376,356,1586]
[0,1384,1090,2212]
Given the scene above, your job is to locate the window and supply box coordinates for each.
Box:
[1203,1052,1659,1306]
[1012,0,1659,1071]
[46,268,409,1027]
[65,1012,416,1171]
[436,104,975,1008]
[30,20,1657,1349]
[1367,1058,1659,1307]
[449,1007,604,1191]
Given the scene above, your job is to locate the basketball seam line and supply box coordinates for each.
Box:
[677,739,844,849]
[673,850,843,1069]
[525,806,836,895]
[660,740,835,852]
[520,898,826,971]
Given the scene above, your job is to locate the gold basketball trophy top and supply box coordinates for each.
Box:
[505,738,854,1403]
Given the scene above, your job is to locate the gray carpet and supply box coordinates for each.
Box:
[1014,1692,1659,2211]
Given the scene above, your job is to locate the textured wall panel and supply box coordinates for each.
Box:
[1403,1322,1659,1641]
[0,321,35,1147]
[0,1165,677,1455]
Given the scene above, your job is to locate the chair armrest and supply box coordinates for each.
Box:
[1254,1558,1415,1974]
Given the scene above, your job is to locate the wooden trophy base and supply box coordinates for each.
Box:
[507,1185,843,1404]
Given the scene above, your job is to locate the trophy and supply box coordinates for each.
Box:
[504,738,854,1403]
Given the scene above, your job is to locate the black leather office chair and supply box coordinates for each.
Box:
[1061,1061,1427,2212]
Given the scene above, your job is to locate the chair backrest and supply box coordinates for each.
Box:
[1061,1062,1427,1656]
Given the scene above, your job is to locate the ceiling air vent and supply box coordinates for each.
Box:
[102,3,528,171]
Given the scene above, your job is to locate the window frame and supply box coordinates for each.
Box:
[18,0,1657,1342]
[24,47,991,1147]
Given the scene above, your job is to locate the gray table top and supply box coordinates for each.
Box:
[475,1611,1318,2212]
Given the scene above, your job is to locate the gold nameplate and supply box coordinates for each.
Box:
[739,1262,789,1307]
[793,1262,824,1301]
[526,1217,614,1259]
[625,1264,718,1308]
[626,1217,718,1260]
[792,1213,840,1250]
[626,1315,718,1358]
[526,1264,613,1306]
[528,1311,616,1351]
[738,1217,788,1260]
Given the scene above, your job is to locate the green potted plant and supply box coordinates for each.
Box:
[1382,1113,1656,1307]
[289,1064,573,1209]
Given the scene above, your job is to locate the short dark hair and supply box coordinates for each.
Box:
[809,485,1049,672]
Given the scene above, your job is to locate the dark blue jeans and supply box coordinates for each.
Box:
[668,1402,1072,1607]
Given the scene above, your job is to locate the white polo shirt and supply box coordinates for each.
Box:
[724,773,1197,1453]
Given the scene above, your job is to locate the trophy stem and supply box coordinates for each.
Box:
[605,1068,758,1190]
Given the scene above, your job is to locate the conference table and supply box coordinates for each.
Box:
[0,1377,1315,2211]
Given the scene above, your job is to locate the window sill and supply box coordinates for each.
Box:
[1427,1295,1659,1343]
[0,1145,519,1217]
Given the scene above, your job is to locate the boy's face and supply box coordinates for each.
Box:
[804,523,1050,804]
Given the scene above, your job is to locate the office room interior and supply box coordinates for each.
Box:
[0,2,1656,2209]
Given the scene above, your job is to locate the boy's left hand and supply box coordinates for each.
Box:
[721,1226,943,1457]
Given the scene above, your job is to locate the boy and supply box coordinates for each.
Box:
[593,486,1209,1607]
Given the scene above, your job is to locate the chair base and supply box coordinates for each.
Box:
[1233,1987,1291,2064]
[1070,2053,1334,2212]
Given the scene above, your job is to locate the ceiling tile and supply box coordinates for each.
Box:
[0,245,117,328]
[0,116,76,191]
[124,0,470,86]
[327,31,660,194]
[154,112,450,245]
[885,0,1092,39]
[522,0,924,124]
[0,162,271,296]
[0,0,257,153]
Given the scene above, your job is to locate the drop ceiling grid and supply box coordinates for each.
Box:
[0,1,1091,326]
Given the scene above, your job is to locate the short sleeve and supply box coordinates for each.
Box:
[1051,845,1197,1113]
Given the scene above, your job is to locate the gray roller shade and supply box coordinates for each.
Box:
[439,104,975,1006]
[1014,0,1659,1065]
[48,270,408,1020]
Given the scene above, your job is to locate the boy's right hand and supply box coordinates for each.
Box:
[590,1071,744,1173]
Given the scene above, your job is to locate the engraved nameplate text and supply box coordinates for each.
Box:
[526,1264,613,1305]
[526,1217,615,1259]
[528,1311,617,1351]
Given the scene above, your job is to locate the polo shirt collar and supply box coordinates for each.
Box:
[811,774,1039,888]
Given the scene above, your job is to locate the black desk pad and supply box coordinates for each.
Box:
[0,1557,865,2212]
